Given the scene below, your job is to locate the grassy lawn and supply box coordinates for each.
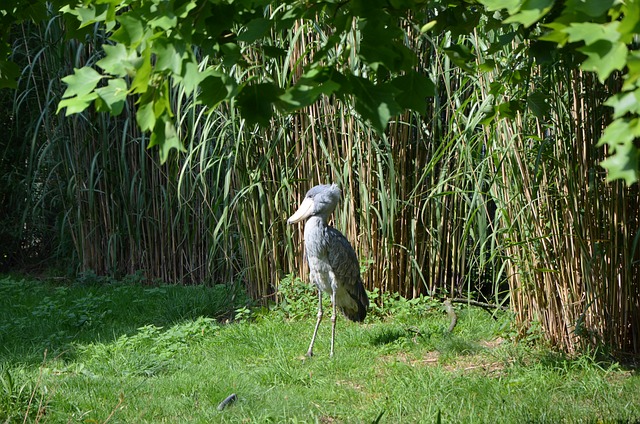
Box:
[1,275,638,423]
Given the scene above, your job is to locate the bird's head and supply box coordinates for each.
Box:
[287,183,341,224]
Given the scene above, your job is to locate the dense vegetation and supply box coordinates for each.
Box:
[1,275,639,422]
[1,0,638,361]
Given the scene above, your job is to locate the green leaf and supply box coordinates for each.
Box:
[578,40,627,83]
[95,78,128,115]
[565,0,614,18]
[596,118,639,149]
[604,91,640,119]
[130,47,152,94]
[57,92,98,115]
[279,81,340,109]
[97,44,137,77]
[111,14,144,46]
[80,4,108,24]
[237,18,271,43]
[153,39,186,74]
[198,73,231,108]
[564,22,620,46]
[0,59,20,89]
[526,91,550,118]
[600,142,640,185]
[149,14,178,31]
[504,0,554,28]
[236,83,283,127]
[349,76,401,133]
[136,100,156,132]
[180,61,204,95]
[149,116,185,163]
[478,0,521,13]
[390,73,435,114]
[443,44,475,73]
[618,1,640,41]
[60,67,103,99]
[539,22,569,45]
[624,51,640,90]
[279,66,342,109]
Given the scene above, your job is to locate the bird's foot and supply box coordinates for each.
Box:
[305,350,314,357]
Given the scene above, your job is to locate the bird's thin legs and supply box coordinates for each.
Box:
[306,290,323,357]
[330,287,337,357]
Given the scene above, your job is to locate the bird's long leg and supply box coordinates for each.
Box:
[306,289,323,357]
[330,287,337,357]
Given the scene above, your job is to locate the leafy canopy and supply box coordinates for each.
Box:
[2,0,639,183]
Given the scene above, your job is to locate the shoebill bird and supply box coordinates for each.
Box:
[287,183,369,357]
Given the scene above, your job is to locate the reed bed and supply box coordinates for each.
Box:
[2,11,638,354]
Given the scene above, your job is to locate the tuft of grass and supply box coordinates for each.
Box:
[1,275,639,422]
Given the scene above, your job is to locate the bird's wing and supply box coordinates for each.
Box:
[325,226,369,321]
[325,227,361,281]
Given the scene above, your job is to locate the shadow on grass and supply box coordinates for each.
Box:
[0,275,248,365]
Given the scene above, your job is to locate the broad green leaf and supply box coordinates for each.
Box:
[198,73,231,108]
[60,67,103,98]
[565,0,613,18]
[175,0,197,18]
[539,22,569,45]
[578,40,627,83]
[0,59,20,89]
[236,83,283,127]
[349,76,401,133]
[279,66,342,108]
[359,22,416,72]
[279,80,341,109]
[149,15,178,31]
[526,91,550,118]
[111,14,144,46]
[237,18,271,43]
[95,78,128,115]
[564,22,620,46]
[600,142,640,185]
[624,51,640,90]
[130,47,152,94]
[180,61,203,95]
[220,43,241,69]
[97,44,137,77]
[477,0,521,13]
[496,100,523,119]
[75,3,109,28]
[153,39,186,74]
[443,44,475,73]
[604,91,640,119]
[57,92,98,115]
[149,116,185,163]
[390,73,435,114]
[596,118,639,148]
[618,1,640,41]
[136,100,156,132]
[504,0,553,28]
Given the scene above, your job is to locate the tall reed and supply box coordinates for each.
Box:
[3,8,638,354]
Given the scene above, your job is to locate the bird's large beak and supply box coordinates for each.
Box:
[287,197,314,224]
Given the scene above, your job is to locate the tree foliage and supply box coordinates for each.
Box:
[479,0,639,184]
[1,0,639,183]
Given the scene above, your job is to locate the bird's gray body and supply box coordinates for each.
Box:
[304,216,368,321]
[288,183,369,356]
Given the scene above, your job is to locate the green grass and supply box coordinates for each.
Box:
[1,275,638,423]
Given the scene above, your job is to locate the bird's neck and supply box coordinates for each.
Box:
[304,216,328,252]
[304,215,327,233]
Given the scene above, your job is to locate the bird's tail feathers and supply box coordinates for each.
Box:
[339,277,369,322]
